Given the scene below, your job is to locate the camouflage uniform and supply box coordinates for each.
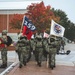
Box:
[46,37,57,69]
[56,38,61,54]
[33,36,44,67]
[30,38,34,52]
[28,38,34,61]
[0,30,8,68]
[25,38,31,63]
[60,39,65,50]
[43,37,48,60]
[16,36,31,68]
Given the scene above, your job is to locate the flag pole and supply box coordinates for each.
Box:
[20,15,25,33]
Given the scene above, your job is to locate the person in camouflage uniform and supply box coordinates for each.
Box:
[0,30,8,68]
[33,35,44,67]
[43,37,48,61]
[30,37,34,52]
[60,38,65,50]
[56,37,61,54]
[46,36,57,69]
[16,35,31,68]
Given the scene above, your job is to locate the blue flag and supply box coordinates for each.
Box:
[23,16,36,31]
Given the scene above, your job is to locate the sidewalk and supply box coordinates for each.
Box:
[0,43,75,75]
[6,61,75,75]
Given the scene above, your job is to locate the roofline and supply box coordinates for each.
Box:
[0,1,42,10]
[0,9,28,14]
[0,9,26,11]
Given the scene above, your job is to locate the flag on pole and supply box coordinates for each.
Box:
[50,20,65,37]
[22,26,33,40]
[43,32,49,38]
[22,16,36,40]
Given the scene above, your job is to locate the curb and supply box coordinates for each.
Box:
[0,62,18,75]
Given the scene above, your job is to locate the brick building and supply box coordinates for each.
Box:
[0,1,41,41]
[0,0,41,33]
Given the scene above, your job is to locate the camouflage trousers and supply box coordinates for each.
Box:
[56,45,61,53]
[0,47,7,65]
[48,53,56,67]
[17,47,30,66]
[34,48,43,63]
[47,48,56,67]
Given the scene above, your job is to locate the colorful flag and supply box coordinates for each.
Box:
[22,16,36,40]
[43,32,49,38]
[22,26,33,40]
[50,20,65,37]
[23,16,36,31]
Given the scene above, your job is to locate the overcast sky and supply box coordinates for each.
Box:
[0,0,75,23]
[43,0,75,24]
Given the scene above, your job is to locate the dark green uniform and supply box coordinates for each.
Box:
[46,37,57,69]
[16,36,31,68]
[30,38,34,52]
[61,39,65,50]
[0,30,8,68]
[43,37,48,60]
[33,36,44,67]
[56,38,61,54]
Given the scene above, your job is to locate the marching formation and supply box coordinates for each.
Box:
[0,30,66,70]
[15,33,65,70]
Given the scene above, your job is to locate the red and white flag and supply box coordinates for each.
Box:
[43,32,49,38]
[22,26,33,40]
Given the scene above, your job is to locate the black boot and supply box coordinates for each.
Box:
[23,59,27,66]
[0,64,7,68]
[50,65,54,70]
[23,62,26,66]
[19,64,22,68]
[38,62,41,67]
[54,65,56,68]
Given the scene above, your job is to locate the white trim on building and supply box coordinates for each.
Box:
[0,9,27,14]
[0,0,41,32]
[0,1,41,14]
